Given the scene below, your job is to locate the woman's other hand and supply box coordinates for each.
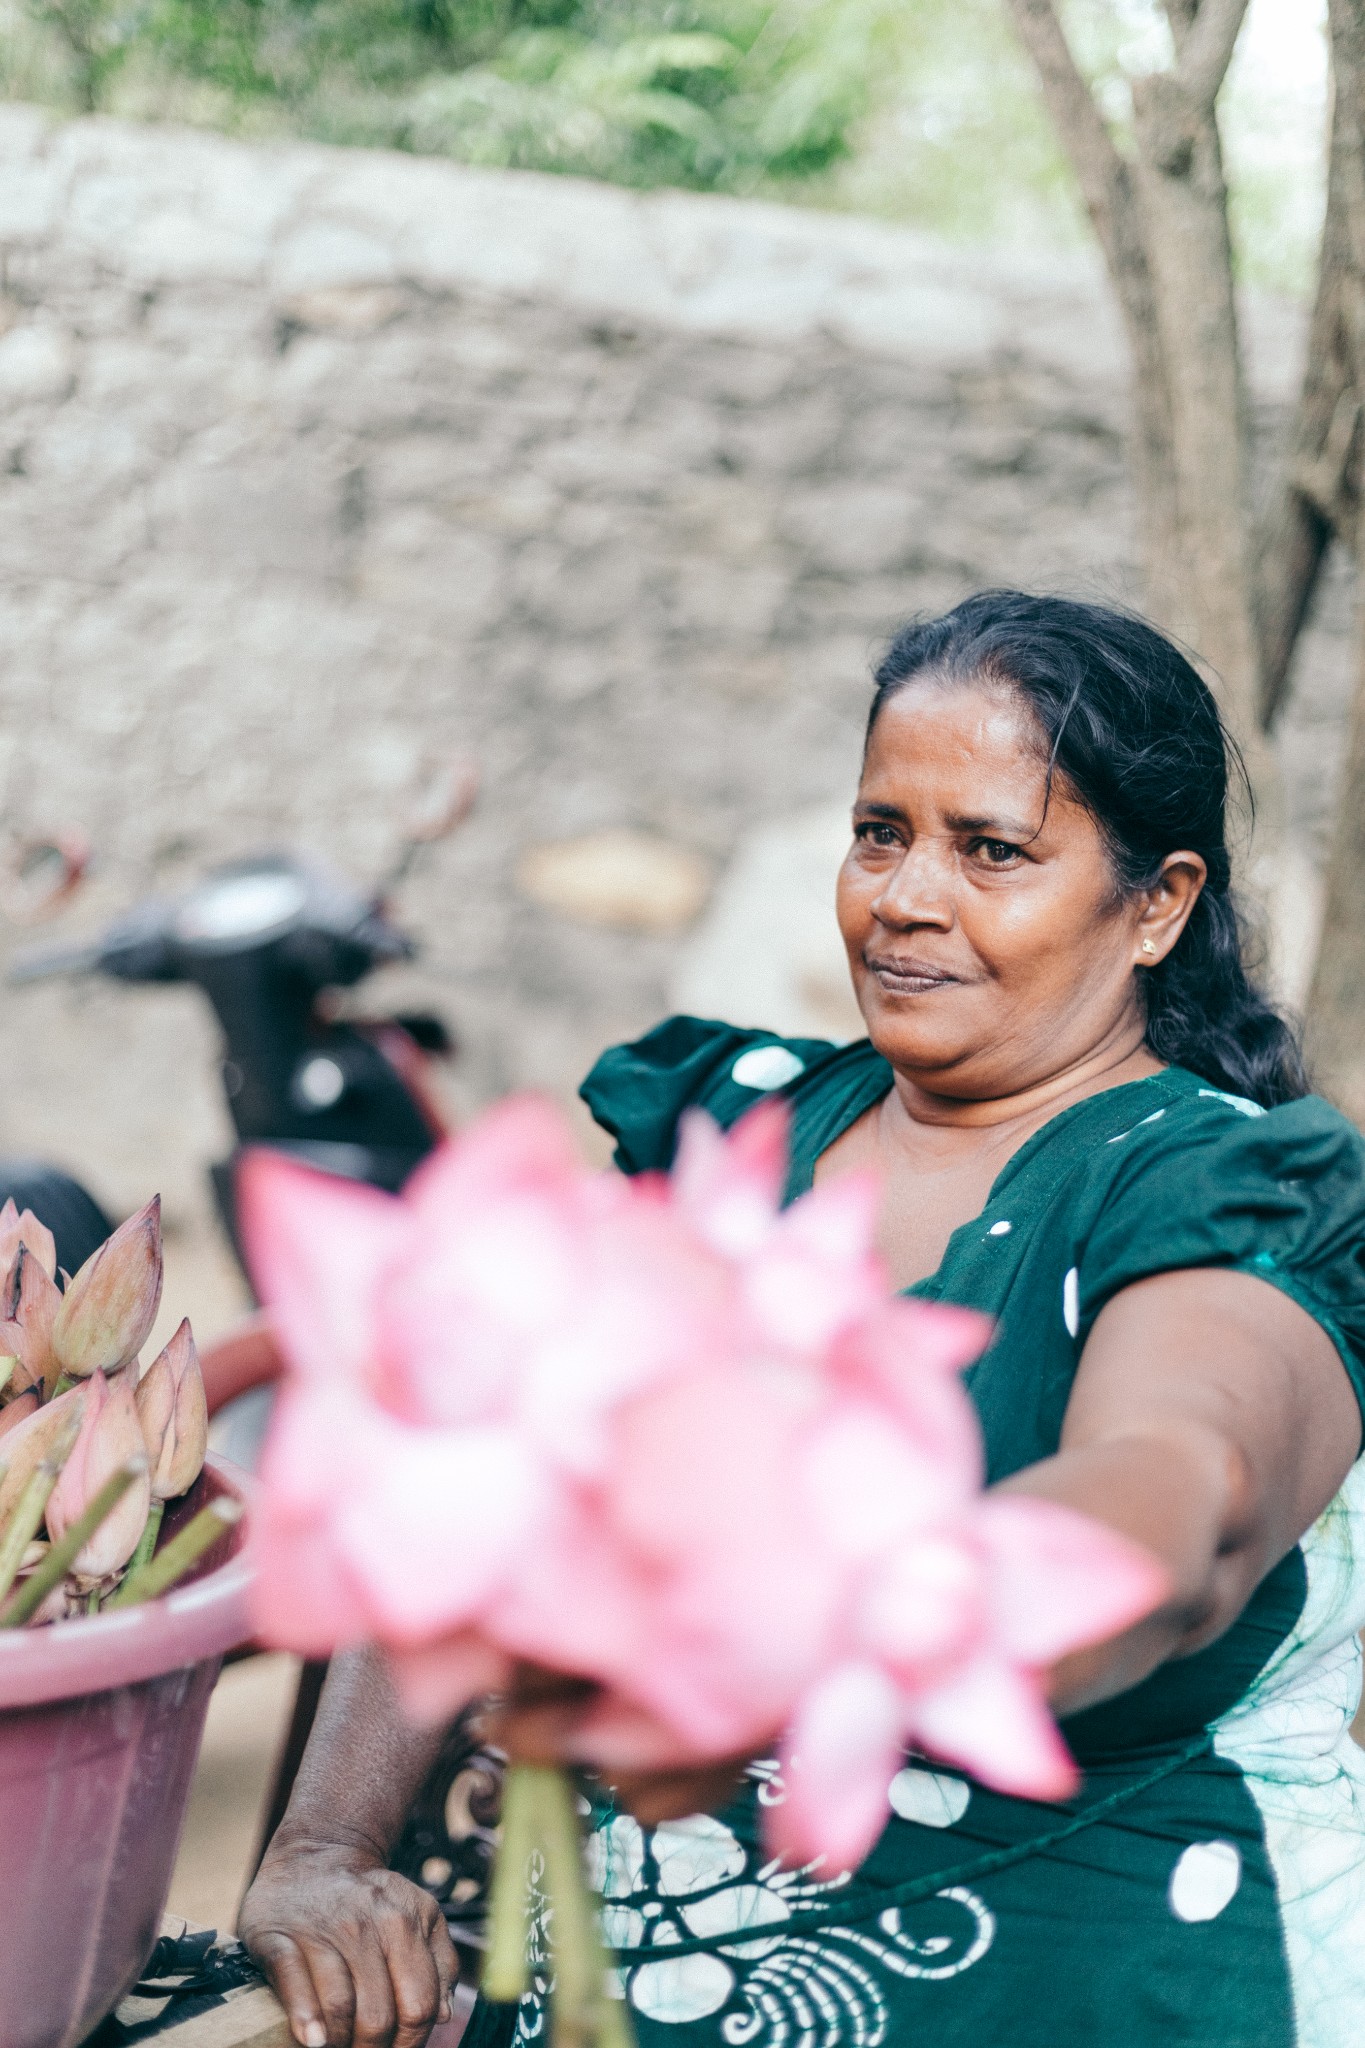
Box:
[240,1832,458,2048]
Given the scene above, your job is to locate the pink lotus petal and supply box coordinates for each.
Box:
[672,1102,788,1258]
[768,1661,905,1871]
[485,1491,661,1696]
[387,1632,511,1725]
[909,1652,1078,1801]
[332,1422,550,1643]
[799,1401,966,1563]
[976,1494,1169,1666]
[781,1171,882,1267]
[237,1150,407,1387]
[566,1691,723,1772]
[249,1498,374,1654]
[257,1384,377,1518]
[404,1096,587,1237]
[855,1532,985,1671]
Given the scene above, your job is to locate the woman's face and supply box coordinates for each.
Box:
[837,678,1174,1099]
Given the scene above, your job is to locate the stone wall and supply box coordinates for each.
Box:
[0,106,1353,1333]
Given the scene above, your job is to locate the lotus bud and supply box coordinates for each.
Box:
[0,1387,39,1439]
[0,1335,32,1399]
[0,1384,84,1528]
[44,1370,151,1583]
[0,1199,57,1285]
[3,1248,63,1397]
[51,1198,163,1381]
[136,1319,208,1502]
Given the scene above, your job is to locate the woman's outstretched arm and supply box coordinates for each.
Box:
[1001,1264,1361,1714]
[495,1265,1361,1817]
[239,1646,459,2048]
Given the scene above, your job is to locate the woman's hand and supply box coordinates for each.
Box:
[240,1832,458,2048]
[486,1663,751,1826]
[238,1647,460,2048]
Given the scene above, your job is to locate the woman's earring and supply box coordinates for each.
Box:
[1140,938,1158,958]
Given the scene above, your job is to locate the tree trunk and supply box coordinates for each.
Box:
[1305,0,1365,1108]
[1257,100,1360,725]
[1128,61,1281,855]
[1004,1,1285,890]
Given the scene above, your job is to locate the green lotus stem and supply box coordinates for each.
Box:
[0,1456,141,1626]
[538,1768,635,2048]
[484,1762,634,2046]
[106,1498,242,1609]
[539,1768,598,2048]
[483,1761,545,2004]
[50,1373,77,1399]
[127,1496,164,1576]
[86,1585,101,1614]
[0,1405,83,1608]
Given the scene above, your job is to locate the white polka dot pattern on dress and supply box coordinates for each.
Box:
[987,1219,1012,1237]
[888,1767,971,1828]
[1062,1265,1080,1338]
[730,1045,806,1091]
[1168,1840,1242,1922]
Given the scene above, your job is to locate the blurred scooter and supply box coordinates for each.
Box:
[6,760,476,1276]
[1,770,496,1938]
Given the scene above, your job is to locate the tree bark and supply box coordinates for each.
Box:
[1259,30,1362,723]
[1005,1,1281,855]
[1128,56,1275,839]
[1305,0,1365,1110]
[1003,1,1180,648]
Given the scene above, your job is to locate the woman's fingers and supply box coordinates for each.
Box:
[300,1937,362,2047]
[372,1894,450,2048]
[248,1931,329,2048]
[425,1899,460,2025]
[240,1848,457,2048]
[486,1664,602,1764]
[344,1920,403,2047]
[611,1759,749,1825]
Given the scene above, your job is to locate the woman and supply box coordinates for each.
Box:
[241,591,1365,2048]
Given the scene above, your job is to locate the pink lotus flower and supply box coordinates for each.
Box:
[241,1096,1167,1873]
[51,1197,163,1381]
[0,1243,63,1398]
[46,1369,152,1584]
[136,1318,209,1501]
[0,1197,56,1284]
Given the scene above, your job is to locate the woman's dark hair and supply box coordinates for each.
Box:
[869,589,1307,1107]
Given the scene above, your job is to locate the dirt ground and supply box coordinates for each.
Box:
[167,1652,300,1935]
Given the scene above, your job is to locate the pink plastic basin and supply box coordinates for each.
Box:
[0,1455,255,2048]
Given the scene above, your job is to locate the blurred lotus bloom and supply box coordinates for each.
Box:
[51,1197,163,1380]
[45,1369,151,1583]
[0,1198,57,1283]
[136,1318,209,1501]
[242,1097,1167,1872]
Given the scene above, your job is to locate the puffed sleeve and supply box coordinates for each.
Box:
[579,1016,835,1175]
[1077,1091,1365,1421]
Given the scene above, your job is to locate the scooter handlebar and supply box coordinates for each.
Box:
[6,939,109,984]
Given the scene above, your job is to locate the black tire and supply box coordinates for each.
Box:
[0,1160,116,1277]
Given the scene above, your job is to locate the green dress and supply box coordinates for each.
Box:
[488,1018,1365,2048]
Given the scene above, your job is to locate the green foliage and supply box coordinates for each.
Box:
[0,0,1328,292]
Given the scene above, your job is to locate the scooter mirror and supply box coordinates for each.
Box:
[381,757,479,893]
[176,867,310,946]
[406,757,479,846]
[2,832,91,923]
